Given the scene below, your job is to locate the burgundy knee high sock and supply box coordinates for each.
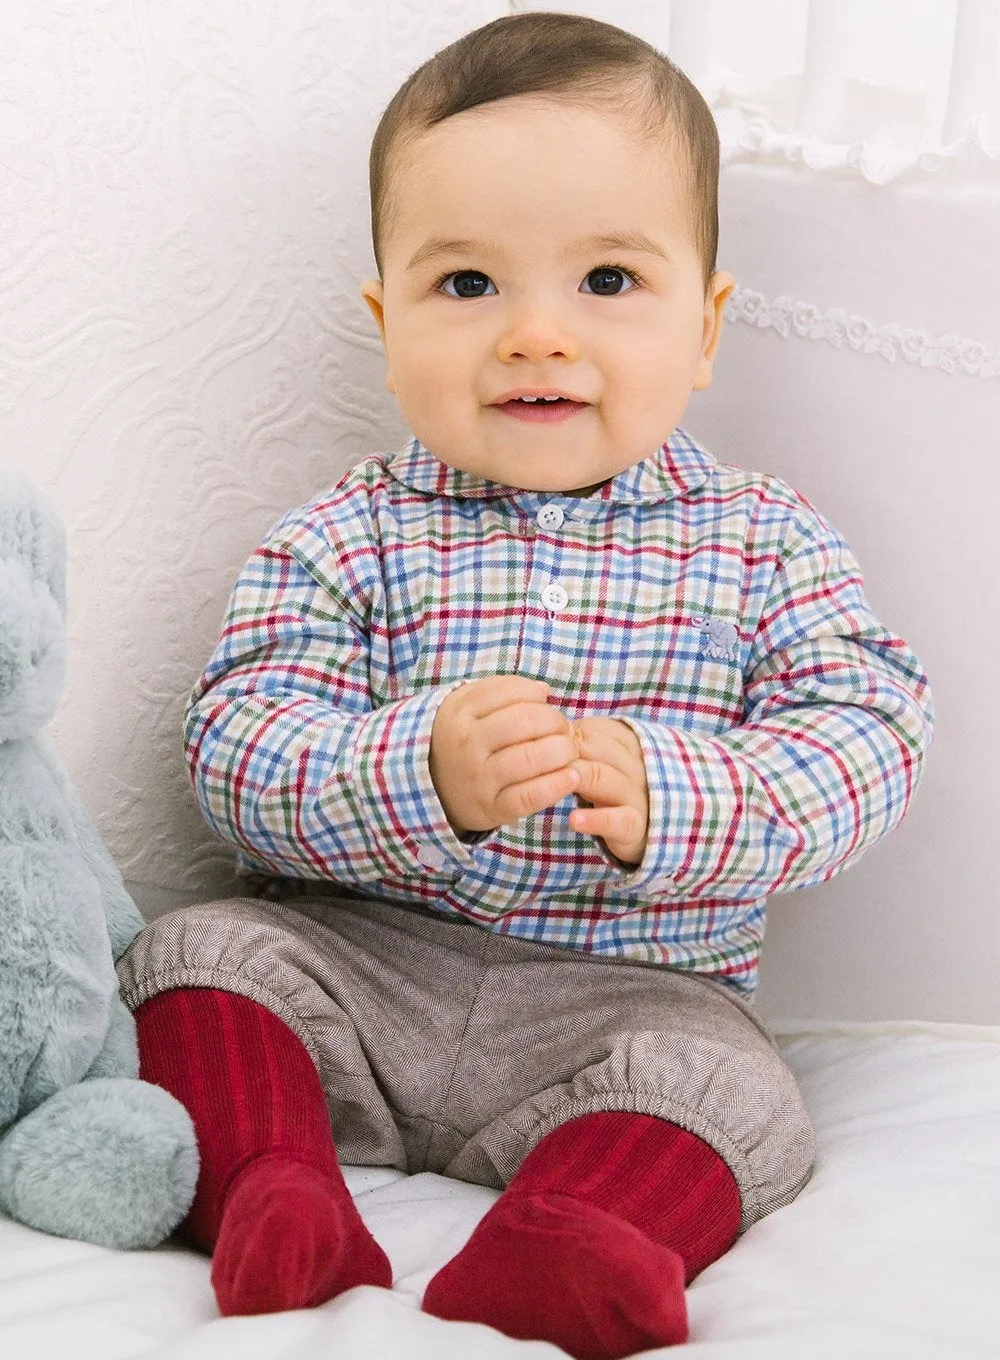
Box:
[423,1112,741,1359]
[135,988,392,1315]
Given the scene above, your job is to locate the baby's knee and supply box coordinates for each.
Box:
[116,898,309,1036]
[458,1029,815,1231]
[578,1034,816,1230]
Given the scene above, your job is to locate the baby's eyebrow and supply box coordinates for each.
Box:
[405,230,671,274]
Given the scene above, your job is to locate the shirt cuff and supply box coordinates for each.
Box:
[340,680,479,878]
[588,715,683,898]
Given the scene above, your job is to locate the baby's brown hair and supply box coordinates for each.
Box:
[369,11,720,287]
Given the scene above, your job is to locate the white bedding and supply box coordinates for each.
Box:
[3,1021,998,1360]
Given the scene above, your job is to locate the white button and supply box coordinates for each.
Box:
[416,843,449,871]
[648,875,674,894]
[540,582,569,612]
[536,503,565,530]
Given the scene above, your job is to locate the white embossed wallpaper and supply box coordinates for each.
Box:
[0,0,503,908]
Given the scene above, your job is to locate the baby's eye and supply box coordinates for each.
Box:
[439,271,496,299]
[580,266,639,296]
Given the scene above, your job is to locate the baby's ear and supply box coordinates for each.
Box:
[359,280,395,393]
[694,270,735,392]
[360,279,387,342]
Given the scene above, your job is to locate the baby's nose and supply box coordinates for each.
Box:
[496,308,581,364]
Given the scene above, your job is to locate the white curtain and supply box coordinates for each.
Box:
[512,0,1000,157]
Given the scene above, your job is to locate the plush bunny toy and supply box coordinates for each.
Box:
[0,466,198,1248]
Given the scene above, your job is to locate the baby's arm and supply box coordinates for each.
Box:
[582,506,933,902]
[185,483,577,887]
[186,545,445,885]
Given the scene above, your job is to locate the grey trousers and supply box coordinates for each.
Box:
[118,893,815,1233]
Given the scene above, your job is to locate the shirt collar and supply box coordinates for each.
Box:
[385,428,716,507]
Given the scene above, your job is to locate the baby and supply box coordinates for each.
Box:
[120,12,933,1359]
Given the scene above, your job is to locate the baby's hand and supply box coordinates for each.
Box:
[569,718,649,867]
[430,676,579,835]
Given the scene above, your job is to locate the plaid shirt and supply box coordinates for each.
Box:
[185,430,932,994]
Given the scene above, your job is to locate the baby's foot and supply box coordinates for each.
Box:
[211,1154,392,1315]
[423,1189,687,1359]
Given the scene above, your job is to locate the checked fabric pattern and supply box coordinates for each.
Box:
[184,430,933,994]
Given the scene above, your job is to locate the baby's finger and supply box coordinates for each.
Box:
[572,722,645,780]
[478,700,571,755]
[573,716,641,751]
[571,757,636,810]
[494,765,580,823]
[456,675,552,719]
[569,802,646,865]
[488,732,578,791]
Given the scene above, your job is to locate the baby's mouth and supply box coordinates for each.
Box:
[492,396,589,422]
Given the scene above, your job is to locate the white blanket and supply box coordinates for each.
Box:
[3,1022,998,1360]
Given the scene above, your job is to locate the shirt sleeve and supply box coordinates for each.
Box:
[183,507,475,886]
[609,507,934,903]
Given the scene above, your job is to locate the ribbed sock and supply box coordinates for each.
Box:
[423,1112,741,1359]
[135,988,392,1315]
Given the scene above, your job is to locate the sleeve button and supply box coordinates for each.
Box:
[416,843,449,871]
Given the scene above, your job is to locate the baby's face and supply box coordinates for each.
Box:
[362,97,732,494]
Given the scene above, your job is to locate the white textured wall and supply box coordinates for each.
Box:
[0,0,503,909]
[686,166,1000,1026]
[3,2,998,1023]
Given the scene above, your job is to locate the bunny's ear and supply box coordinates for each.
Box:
[0,465,67,613]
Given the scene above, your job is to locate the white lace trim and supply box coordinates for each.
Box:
[727,288,1000,379]
[705,72,1000,186]
[718,115,1000,186]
